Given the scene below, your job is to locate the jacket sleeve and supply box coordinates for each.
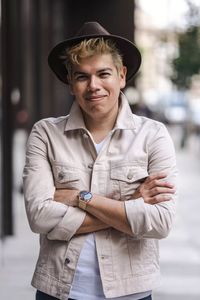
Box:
[124,123,178,239]
[23,121,86,241]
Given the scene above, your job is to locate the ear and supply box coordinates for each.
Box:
[67,75,75,95]
[119,66,127,89]
[69,84,75,95]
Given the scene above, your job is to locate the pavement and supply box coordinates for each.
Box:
[154,128,200,300]
[0,128,200,300]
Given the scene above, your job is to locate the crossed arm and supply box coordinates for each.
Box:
[54,173,175,236]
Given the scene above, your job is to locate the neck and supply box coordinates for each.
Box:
[83,109,118,143]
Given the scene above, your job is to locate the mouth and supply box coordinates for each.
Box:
[85,95,107,102]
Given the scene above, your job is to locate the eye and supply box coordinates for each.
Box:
[74,74,88,81]
[76,76,87,81]
[99,72,111,78]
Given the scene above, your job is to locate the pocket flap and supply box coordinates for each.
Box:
[110,163,148,183]
[53,165,80,183]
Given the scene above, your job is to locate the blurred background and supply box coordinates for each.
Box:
[0,0,200,299]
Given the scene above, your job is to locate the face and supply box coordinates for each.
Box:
[69,53,127,124]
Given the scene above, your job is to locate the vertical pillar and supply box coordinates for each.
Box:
[1,0,16,236]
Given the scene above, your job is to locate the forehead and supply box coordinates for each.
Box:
[72,53,116,72]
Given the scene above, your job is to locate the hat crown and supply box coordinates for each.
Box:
[48,21,141,84]
[75,22,110,37]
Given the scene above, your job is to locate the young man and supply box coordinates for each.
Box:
[23,22,177,300]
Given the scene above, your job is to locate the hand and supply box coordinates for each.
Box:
[54,189,79,207]
[132,173,175,205]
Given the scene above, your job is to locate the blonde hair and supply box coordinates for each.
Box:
[62,38,123,81]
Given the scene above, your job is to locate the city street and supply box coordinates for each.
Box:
[0,128,200,299]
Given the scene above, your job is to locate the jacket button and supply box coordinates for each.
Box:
[88,163,93,169]
[58,172,64,180]
[65,258,70,264]
[127,173,133,180]
[83,133,88,139]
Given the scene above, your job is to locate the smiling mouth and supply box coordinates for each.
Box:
[85,95,106,101]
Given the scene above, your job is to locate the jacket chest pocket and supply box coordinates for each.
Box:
[52,164,81,189]
[109,162,148,201]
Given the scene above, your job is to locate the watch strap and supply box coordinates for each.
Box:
[79,199,88,210]
[78,191,93,210]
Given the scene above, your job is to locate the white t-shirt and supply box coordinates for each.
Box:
[69,139,151,300]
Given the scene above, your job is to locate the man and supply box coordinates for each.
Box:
[23,22,177,300]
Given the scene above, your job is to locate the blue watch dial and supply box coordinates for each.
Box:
[80,191,92,201]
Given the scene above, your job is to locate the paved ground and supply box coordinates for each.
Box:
[154,129,200,300]
[0,129,200,300]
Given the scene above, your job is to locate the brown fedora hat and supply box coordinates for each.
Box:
[48,22,141,84]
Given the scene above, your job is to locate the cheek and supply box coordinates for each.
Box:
[71,85,84,97]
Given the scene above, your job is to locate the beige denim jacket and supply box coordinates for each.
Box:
[23,94,178,299]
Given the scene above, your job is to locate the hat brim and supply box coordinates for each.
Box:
[48,34,141,84]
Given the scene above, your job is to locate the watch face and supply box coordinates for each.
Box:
[80,191,92,201]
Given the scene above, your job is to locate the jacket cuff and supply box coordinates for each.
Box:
[47,206,86,241]
[124,198,152,237]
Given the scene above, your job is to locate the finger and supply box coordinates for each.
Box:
[151,194,172,204]
[147,179,174,190]
[148,195,172,205]
[149,187,176,197]
[145,173,168,183]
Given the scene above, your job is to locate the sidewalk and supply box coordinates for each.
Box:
[0,191,38,299]
[154,131,200,300]
[0,130,38,299]
[0,130,200,299]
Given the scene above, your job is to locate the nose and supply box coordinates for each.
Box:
[87,75,100,91]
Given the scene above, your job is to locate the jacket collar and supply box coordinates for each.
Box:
[64,92,136,132]
[114,92,136,130]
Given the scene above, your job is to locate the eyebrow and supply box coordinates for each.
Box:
[73,67,113,76]
[97,68,113,73]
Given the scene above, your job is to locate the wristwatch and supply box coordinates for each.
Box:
[78,190,93,210]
